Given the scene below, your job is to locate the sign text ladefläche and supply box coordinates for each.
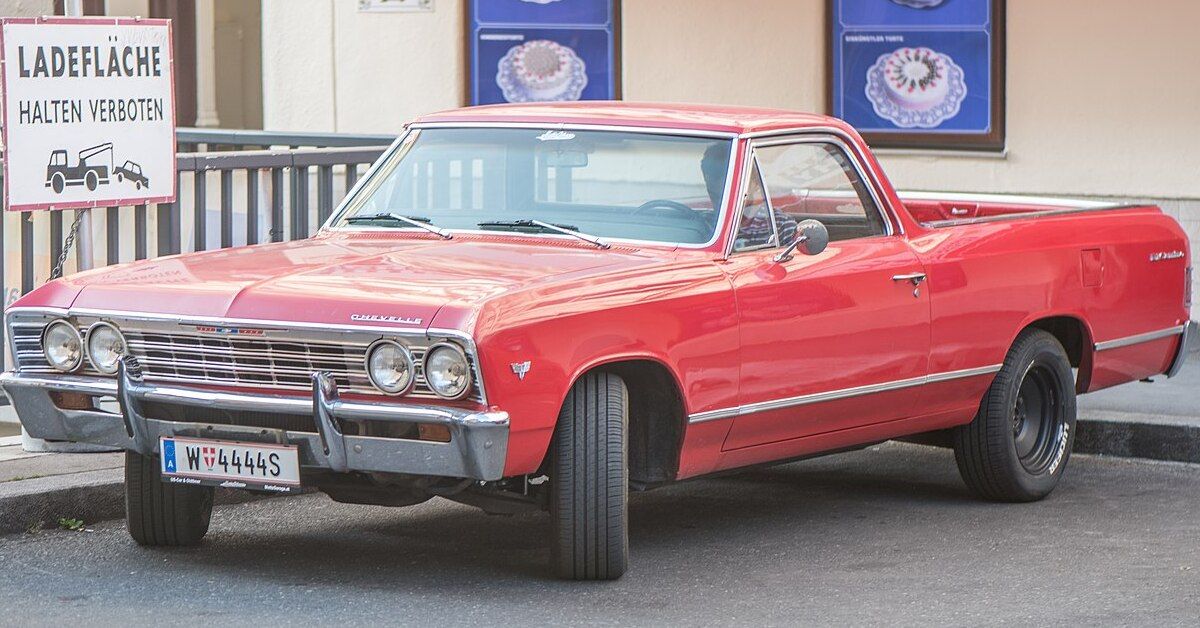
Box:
[1,18,177,211]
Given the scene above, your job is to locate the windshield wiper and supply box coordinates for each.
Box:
[477,219,610,249]
[346,212,452,240]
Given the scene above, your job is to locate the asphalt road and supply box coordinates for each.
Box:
[1,443,1197,627]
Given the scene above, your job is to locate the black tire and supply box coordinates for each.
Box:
[51,174,65,194]
[550,371,629,580]
[953,329,1077,502]
[125,451,214,546]
[85,171,98,191]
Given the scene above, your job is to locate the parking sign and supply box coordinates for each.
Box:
[0,17,176,211]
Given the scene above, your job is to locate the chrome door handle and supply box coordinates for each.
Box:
[892,272,927,285]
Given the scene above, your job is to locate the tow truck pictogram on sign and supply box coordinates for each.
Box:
[44,143,150,193]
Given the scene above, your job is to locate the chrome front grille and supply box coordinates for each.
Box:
[125,331,375,393]
[6,312,484,403]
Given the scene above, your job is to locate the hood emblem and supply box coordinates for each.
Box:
[350,314,423,326]
[511,361,532,381]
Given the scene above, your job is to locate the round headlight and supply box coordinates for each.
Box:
[423,343,472,400]
[366,340,415,395]
[86,322,127,375]
[42,320,83,373]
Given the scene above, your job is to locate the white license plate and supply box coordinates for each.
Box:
[160,437,301,493]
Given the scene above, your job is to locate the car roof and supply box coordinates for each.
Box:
[412,101,853,136]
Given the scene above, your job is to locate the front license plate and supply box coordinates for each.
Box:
[160,437,300,493]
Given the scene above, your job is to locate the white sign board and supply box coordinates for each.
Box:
[0,17,176,211]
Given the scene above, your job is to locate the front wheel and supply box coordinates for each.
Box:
[125,451,214,546]
[953,329,1077,502]
[550,371,629,580]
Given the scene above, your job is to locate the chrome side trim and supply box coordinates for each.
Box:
[1093,325,1187,352]
[687,364,1002,424]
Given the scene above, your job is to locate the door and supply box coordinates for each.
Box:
[722,137,931,451]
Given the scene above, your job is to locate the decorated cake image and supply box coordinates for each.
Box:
[865,46,966,128]
[888,0,949,8]
[497,39,588,102]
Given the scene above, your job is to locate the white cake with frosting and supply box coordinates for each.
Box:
[883,47,950,111]
[511,40,574,100]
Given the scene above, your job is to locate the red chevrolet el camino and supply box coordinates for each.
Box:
[2,103,1194,580]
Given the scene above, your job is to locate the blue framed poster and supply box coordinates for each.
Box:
[467,0,619,106]
[828,0,1005,151]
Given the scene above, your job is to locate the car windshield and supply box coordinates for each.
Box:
[337,128,733,245]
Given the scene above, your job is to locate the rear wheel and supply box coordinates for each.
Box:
[953,329,1076,502]
[125,451,214,546]
[550,371,629,580]
[85,171,98,191]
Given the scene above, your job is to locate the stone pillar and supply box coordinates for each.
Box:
[194,0,221,127]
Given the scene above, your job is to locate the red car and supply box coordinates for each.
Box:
[2,103,1194,580]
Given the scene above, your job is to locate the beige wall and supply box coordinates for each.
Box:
[622,0,826,113]
[0,0,52,16]
[262,0,464,134]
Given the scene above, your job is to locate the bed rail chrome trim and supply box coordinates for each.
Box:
[897,190,1114,209]
[687,364,1002,424]
[1093,325,1187,352]
[920,203,1148,229]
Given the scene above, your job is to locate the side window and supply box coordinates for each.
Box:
[732,161,777,252]
[755,142,886,243]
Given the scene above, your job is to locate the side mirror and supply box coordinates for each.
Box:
[774,219,829,263]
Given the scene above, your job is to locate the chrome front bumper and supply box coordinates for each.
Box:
[0,359,509,481]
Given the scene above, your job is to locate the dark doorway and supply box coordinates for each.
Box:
[150,0,198,127]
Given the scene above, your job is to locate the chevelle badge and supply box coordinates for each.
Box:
[350,313,424,325]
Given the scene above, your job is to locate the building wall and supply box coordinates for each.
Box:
[0,0,52,16]
[261,0,464,134]
[260,1,1200,201]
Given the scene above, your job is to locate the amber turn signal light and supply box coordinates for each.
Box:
[49,391,96,411]
[417,423,451,443]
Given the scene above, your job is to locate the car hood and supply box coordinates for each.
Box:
[56,233,666,331]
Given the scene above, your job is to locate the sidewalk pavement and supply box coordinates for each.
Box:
[0,352,1196,534]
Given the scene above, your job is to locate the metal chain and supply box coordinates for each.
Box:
[51,211,85,280]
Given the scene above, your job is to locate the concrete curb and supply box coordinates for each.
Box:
[1076,413,1200,465]
[0,466,287,535]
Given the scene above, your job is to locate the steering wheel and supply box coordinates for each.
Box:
[633,199,698,218]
